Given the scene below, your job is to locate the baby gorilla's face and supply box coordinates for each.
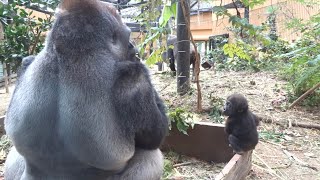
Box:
[222,94,249,116]
[222,100,233,116]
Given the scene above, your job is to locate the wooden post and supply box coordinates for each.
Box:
[215,151,252,180]
[3,62,9,93]
[176,0,190,95]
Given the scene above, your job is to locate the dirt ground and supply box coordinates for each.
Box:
[150,65,320,180]
[0,64,319,179]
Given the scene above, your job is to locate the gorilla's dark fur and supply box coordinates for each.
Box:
[128,40,140,62]
[162,35,200,74]
[222,93,259,154]
[4,0,168,179]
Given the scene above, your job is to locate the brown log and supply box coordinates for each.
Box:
[258,115,320,130]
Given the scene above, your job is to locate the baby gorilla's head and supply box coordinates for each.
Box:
[222,93,249,116]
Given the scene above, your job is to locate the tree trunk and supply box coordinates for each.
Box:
[244,6,249,22]
[6,63,11,86]
[3,63,9,93]
[176,0,190,95]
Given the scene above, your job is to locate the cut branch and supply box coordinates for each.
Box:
[173,162,196,168]
[289,82,320,109]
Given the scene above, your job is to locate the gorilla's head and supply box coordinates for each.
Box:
[49,0,131,61]
[223,93,249,116]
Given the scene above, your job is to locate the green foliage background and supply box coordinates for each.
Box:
[0,0,57,72]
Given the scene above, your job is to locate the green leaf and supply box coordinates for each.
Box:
[159,6,171,27]
[145,46,165,66]
[170,2,177,19]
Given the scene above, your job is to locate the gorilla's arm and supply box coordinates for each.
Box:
[113,61,169,150]
[225,118,234,135]
[134,92,168,149]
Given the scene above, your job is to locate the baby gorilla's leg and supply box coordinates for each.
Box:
[228,135,245,155]
[108,148,164,180]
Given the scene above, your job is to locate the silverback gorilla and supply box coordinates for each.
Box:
[4,0,168,179]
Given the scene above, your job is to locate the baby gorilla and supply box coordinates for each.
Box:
[222,93,259,154]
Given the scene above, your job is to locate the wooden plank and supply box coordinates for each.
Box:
[215,151,252,180]
[161,122,234,163]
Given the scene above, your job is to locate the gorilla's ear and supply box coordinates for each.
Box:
[60,0,99,11]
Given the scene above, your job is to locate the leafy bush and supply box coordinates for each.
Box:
[208,95,224,123]
[162,159,174,179]
[0,0,56,72]
[279,14,320,105]
[168,108,195,135]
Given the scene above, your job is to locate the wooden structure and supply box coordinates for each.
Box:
[162,122,234,162]
[0,74,17,88]
[162,121,253,179]
[190,0,320,42]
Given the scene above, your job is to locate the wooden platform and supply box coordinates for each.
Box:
[161,122,234,163]
[161,121,252,179]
